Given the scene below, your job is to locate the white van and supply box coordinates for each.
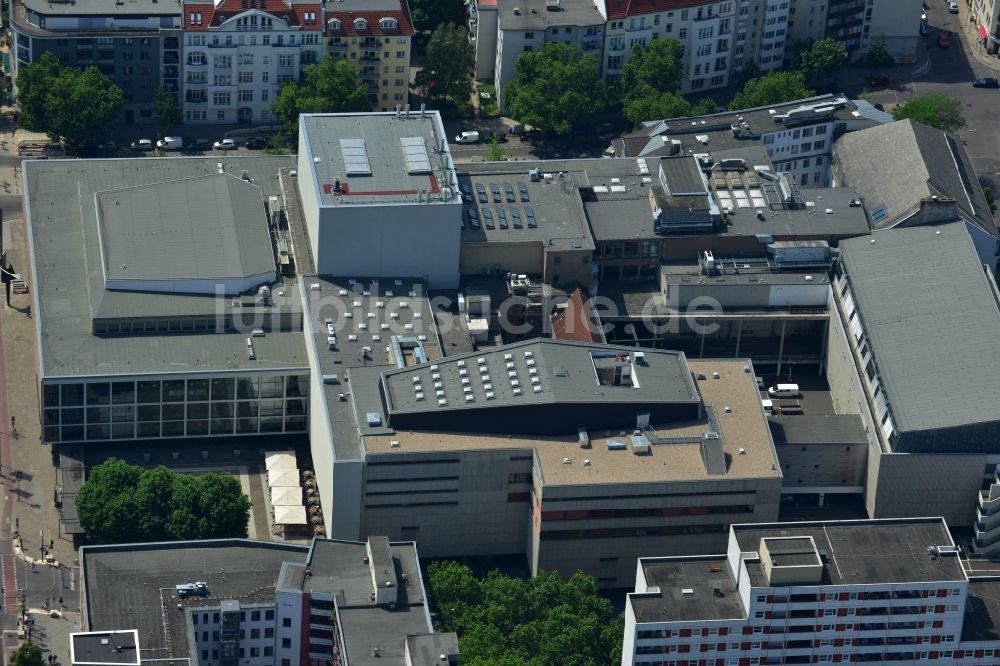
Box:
[455,131,480,144]
[156,136,184,151]
[768,383,801,398]
[761,399,774,415]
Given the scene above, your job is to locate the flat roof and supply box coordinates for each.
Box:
[458,172,594,251]
[963,579,1000,642]
[365,358,781,486]
[497,0,605,29]
[839,222,1000,438]
[70,630,140,666]
[734,518,965,586]
[405,633,460,666]
[96,174,274,286]
[662,264,831,287]
[301,112,458,206]
[303,277,442,461]
[80,540,309,658]
[768,414,867,445]
[630,556,745,623]
[19,0,179,16]
[25,156,309,378]
[661,156,708,195]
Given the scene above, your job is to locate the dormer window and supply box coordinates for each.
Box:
[378,17,398,30]
[328,18,341,30]
[353,17,368,31]
[190,12,203,25]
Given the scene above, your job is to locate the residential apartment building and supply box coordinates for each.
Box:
[78,536,460,666]
[324,0,414,112]
[494,0,606,111]
[789,0,921,62]
[9,0,181,124]
[468,0,499,80]
[623,517,1000,666]
[180,0,324,124]
[971,0,1000,53]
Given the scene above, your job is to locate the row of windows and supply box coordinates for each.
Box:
[540,523,725,540]
[44,398,304,425]
[541,504,753,521]
[42,376,307,408]
[44,414,306,442]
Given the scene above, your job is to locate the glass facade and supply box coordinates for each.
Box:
[41,373,309,443]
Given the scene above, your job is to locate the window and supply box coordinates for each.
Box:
[281,638,291,649]
[213,92,231,106]
[524,45,533,52]
[681,9,689,19]
[282,617,292,627]
[354,17,368,30]
[679,28,687,38]
[379,17,398,29]
[239,89,253,102]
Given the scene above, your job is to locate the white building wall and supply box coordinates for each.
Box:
[755,0,789,69]
[862,0,921,64]
[762,120,834,186]
[470,1,499,79]
[275,588,303,665]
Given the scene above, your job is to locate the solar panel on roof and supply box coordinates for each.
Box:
[518,181,529,202]
[496,208,507,229]
[475,183,488,203]
[400,136,432,174]
[490,183,501,202]
[870,203,888,224]
[504,182,515,202]
[525,206,537,228]
[339,138,371,175]
[482,208,494,229]
[510,208,522,229]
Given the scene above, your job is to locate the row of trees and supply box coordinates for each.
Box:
[76,458,251,544]
[427,561,624,666]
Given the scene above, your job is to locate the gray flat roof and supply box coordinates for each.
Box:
[301,112,457,206]
[303,277,442,460]
[71,631,140,665]
[405,633,460,666]
[734,518,965,586]
[721,181,870,239]
[324,0,403,10]
[768,414,867,445]
[629,556,745,623]
[662,264,831,287]
[459,172,594,251]
[963,579,1000,642]
[24,156,309,378]
[97,174,275,285]
[80,540,309,658]
[20,0,179,16]
[661,156,708,195]
[839,222,1000,436]
[381,339,699,415]
[497,0,605,29]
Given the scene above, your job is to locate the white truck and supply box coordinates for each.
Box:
[455,130,480,144]
[156,136,184,151]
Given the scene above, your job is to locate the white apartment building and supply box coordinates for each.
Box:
[971,0,1000,53]
[494,0,606,111]
[181,0,323,124]
[623,518,1000,666]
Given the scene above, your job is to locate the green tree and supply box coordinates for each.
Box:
[77,458,251,544]
[17,55,123,141]
[417,23,474,110]
[891,93,966,132]
[271,55,368,131]
[427,563,623,666]
[504,43,608,136]
[692,98,719,115]
[730,70,815,110]
[154,86,182,133]
[861,34,895,68]
[619,39,684,101]
[799,38,848,84]
[10,642,45,666]
[409,0,463,33]
[624,90,693,126]
[484,136,507,161]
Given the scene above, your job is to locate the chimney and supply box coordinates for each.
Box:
[334,178,343,194]
[404,103,411,119]
[420,102,426,118]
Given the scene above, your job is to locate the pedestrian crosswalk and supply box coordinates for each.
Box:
[1,553,16,613]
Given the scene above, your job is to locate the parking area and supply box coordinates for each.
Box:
[756,367,837,417]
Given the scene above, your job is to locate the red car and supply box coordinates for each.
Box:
[868,74,890,87]
[938,32,951,48]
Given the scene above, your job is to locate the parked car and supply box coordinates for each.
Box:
[244,136,267,150]
[129,139,153,151]
[948,0,958,12]
[213,138,237,151]
[455,130,480,144]
[938,32,950,48]
[97,140,117,151]
[481,131,508,144]
[156,136,184,151]
[868,74,890,87]
[973,77,1000,88]
[184,139,212,152]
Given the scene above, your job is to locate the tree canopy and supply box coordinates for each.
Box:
[860,34,895,68]
[409,0,463,33]
[729,70,814,110]
[271,54,369,130]
[416,23,474,110]
[624,90,718,126]
[484,137,507,161]
[799,39,848,83]
[154,86,182,134]
[891,93,966,132]
[76,458,251,544]
[427,562,623,666]
[10,642,45,666]
[504,43,608,136]
[619,39,684,101]
[16,52,122,141]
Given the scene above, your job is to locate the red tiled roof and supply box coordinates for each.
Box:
[325,2,414,37]
[550,287,603,344]
[606,0,720,20]
[183,0,322,32]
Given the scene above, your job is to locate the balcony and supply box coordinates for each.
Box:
[328,40,348,50]
[185,96,208,105]
[359,54,380,63]
[608,42,625,52]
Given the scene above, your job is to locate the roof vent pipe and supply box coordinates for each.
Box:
[420,102,426,118]
[405,103,410,119]
[334,178,342,194]
[395,104,401,118]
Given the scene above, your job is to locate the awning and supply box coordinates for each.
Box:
[274,505,308,525]
[271,486,303,507]
[264,450,297,471]
[267,468,299,488]
[980,24,989,40]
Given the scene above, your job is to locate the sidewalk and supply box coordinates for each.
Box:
[958,1,1000,72]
